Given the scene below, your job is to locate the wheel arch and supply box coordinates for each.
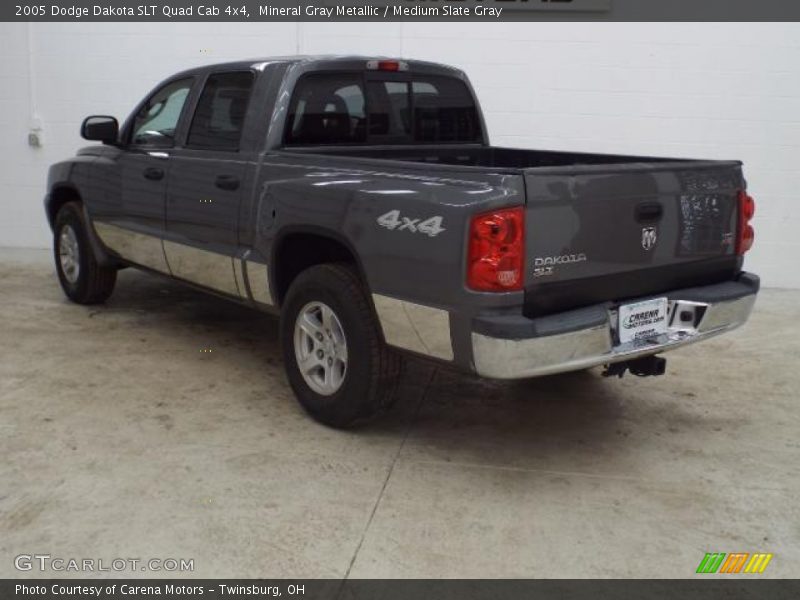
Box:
[47,184,118,268]
[270,226,372,308]
[46,184,83,230]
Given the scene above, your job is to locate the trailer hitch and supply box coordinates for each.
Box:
[602,355,667,379]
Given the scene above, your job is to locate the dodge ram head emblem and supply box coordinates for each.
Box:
[642,227,658,251]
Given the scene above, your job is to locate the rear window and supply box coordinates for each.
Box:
[284,72,480,146]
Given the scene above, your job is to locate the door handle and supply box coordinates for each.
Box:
[215,175,240,191]
[143,167,165,181]
[635,201,663,223]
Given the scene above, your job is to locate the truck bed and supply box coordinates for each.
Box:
[283,144,745,318]
[285,144,685,171]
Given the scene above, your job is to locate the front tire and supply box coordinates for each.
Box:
[280,263,401,428]
[53,202,117,304]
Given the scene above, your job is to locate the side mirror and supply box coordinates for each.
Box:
[81,116,118,144]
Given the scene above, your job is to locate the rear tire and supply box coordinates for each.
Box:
[280,263,401,428]
[53,202,117,305]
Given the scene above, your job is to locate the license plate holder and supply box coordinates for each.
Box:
[618,297,669,344]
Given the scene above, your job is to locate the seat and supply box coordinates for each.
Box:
[294,94,352,144]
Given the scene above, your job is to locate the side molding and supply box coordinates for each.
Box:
[163,240,240,297]
[372,294,453,361]
[244,259,273,306]
[93,221,169,273]
[232,258,248,300]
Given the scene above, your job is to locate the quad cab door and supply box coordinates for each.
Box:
[164,71,256,297]
[93,77,195,273]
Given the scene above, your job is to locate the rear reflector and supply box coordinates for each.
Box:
[737,191,756,255]
[467,207,525,292]
[366,59,409,72]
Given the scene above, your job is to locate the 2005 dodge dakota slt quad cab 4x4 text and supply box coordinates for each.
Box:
[45,56,759,427]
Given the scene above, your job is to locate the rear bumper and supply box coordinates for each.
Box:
[471,272,759,380]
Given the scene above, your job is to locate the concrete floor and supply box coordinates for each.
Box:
[1,247,798,579]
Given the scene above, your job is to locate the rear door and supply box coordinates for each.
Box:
[164,71,255,297]
[523,162,744,316]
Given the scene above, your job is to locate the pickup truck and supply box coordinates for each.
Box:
[45,56,759,427]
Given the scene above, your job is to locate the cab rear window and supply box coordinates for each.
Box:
[284,72,480,145]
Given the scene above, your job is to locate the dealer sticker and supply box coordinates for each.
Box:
[618,297,668,344]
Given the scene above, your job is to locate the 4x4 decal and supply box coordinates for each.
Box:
[376,210,446,237]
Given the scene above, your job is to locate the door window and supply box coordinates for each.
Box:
[186,71,255,150]
[131,78,193,147]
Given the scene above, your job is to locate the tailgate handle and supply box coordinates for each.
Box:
[635,201,663,222]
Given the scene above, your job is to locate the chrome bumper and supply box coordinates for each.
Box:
[471,281,758,380]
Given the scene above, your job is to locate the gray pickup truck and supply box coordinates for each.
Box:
[45,56,759,427]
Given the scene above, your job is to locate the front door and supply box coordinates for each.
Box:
[93,77,194,273]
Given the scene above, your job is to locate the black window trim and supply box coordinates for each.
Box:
[183,69,257,153]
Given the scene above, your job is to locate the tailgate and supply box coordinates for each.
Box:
[523,161,744,317]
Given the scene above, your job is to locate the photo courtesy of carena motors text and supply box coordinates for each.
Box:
[1,0,799,595]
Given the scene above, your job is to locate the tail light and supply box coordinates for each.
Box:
[737,191,755,255]
[467,207,525,292]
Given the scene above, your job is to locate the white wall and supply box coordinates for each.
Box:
[1,22,798,287]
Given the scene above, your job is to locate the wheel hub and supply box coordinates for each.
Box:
[58,225,80,284]
[293,301,348,396]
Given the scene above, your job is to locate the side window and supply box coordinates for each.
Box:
[131,78,193,147]
[186,71,255,150]
[285,74,366,145]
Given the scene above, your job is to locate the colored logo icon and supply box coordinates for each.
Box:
[696,552,773,574]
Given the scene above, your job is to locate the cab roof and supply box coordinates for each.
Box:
[169,55,464,79]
